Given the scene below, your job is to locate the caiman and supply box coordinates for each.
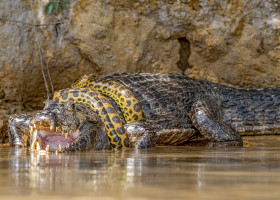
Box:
[8,73,280,152]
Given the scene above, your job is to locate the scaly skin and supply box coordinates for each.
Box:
[72,75,145,123]
[96,73,280,136]
[9,72,280,152]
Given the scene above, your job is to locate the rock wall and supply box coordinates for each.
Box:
[0,0,280,129]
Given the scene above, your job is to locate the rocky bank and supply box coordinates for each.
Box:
[0,0,280,130]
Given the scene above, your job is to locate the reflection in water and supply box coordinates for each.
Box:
[8,148,155,194]
[2,136,280,199]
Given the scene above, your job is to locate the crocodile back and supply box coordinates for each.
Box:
[99,73,280,135]
[98,73,218,130]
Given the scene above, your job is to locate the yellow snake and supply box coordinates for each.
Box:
[72,74,145,123]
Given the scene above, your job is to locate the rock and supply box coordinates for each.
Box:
[0,122,8,144]
[0,0,280,131]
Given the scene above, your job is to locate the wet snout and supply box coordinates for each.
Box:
[30,111,57,130]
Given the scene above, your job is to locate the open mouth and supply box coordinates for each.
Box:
[29,123,81,153]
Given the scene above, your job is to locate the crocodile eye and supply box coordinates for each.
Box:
[69,103,75,110]
[65,101,75,111]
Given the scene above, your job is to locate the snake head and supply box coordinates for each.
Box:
[71,74,99,88]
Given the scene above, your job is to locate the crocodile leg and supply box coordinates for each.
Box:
[124,121,157,148]
[8,114,32,147]
[190,99,243,146]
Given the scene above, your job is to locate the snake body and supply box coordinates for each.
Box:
[72,74,145,124]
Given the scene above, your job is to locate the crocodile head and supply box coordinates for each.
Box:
[29,100,108,152]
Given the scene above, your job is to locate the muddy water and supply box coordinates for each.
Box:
[1,136,280,200]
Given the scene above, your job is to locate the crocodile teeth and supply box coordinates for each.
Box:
[31,143,36,150]
[45,145,50,152]
[66,143,70,149]
[55,150,58,155]
[65,133,68,139]
[55,126,59,132]
[58,144,62,152]
[31,139,37,150]
[36,142,40,151]
[50,125,54,131]
[34,124,36,129]
[61,131,64,136]
[29,126,34,133]
[33,129,38,139]
[29,125,34,135]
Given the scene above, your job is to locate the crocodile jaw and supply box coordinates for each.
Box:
[29,124,81,152]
